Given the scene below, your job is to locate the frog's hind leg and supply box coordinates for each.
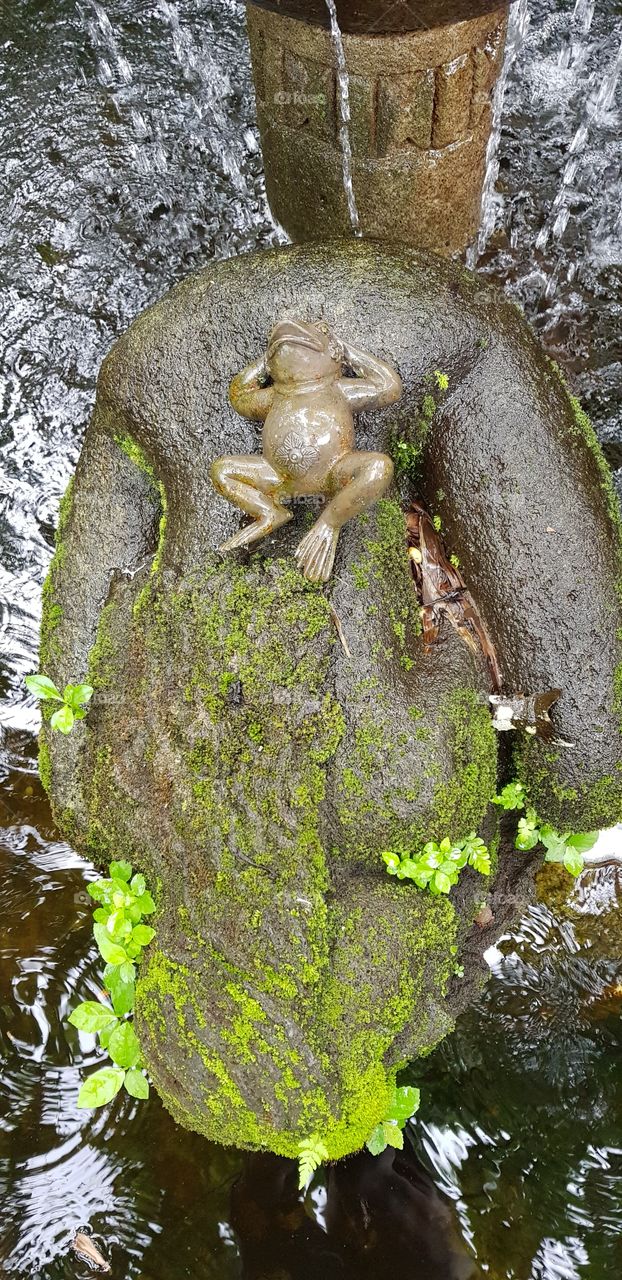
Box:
[211,454,292,552]
[295,450,393,582]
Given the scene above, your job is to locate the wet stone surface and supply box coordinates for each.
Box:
[1,0,622,1275]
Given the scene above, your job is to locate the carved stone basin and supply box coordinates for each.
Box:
[40,241,622,1158]
[245,1,511,251]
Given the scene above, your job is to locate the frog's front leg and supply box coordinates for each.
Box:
[295,450,393,583]
[211,454,293,552]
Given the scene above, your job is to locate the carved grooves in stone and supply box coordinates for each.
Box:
[252,16,506,157]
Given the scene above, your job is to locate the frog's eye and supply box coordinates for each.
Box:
[315,321,330,335]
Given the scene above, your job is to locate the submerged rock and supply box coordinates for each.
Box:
[39,241,622,1157]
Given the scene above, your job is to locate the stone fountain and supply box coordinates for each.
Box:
[246,0,512,252]
[39,239,622,1158]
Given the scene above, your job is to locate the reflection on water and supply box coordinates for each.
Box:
[1,0,622,1276]
[1,767,621,1277]
[410,899,622,1280]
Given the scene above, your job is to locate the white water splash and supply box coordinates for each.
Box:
[474,0,530,260]
[325,0,361,235]
[536,5,622,263]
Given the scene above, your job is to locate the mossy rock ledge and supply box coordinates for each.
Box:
[40,242,622,1159]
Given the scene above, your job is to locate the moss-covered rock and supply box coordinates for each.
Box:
[38,241,622,1157]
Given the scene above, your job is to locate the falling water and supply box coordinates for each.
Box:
[324,0,361,235]
[474,0,530,260]
[3,1,622,1275]
[535,1,622,264]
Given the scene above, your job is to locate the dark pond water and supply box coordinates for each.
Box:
[1,1,621,1277]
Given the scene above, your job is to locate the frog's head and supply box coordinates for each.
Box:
[267,319,342,386]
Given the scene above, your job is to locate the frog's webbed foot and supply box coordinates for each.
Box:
[220,506,293,553]
[295,518,339,583]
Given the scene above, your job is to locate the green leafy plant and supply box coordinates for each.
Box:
[68,860,156,1107]
[494,783,598,877]
[382,832,491,897]
[493,780,527,811]
[297,1135,329,1190]
[392,437,421,480]
[366,1085,420,1155]
[25,673,93,734]
[390,372,448,483]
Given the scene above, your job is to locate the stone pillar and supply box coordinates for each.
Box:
[246,2,509,254]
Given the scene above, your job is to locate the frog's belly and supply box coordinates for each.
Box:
[264,421,354,495]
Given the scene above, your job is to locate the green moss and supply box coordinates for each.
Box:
[114,432,167,580]
[151,481,168,577]
[72,540,489,1160]
[516,362,622,831]
[350,498,421,668]
[114,433,156,483]
[38,735,52,795]
[87,600,118,691]
[388,380,440,484]
[429,688,497,841]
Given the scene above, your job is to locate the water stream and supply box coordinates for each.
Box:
[324,0,361,234]
[1,0,621,1276]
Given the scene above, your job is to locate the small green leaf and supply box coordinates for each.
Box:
[87,879,113,902]
[124,1068,149,1100]
[106,910,129,940]
[566,831,599,854]
[25,673,62,701]
[93,923,129,966]
[493,782,525,811]
[297,1135,329,1190]
[412,867,432,889]
[77,1066,125,1109]
[68,1001,118,1034]
[104,964,135,1016]
[50,704,75,734]
[471,848,492,875]
[541,829,568,863]
[381,851,400,875]
[130,873,146,897]
[99,1023,115,1050]
[386,1085,420,1127]
[563,847,584,878]
[108,1021,141,1069]
[419,850,441,871]
[432,870,452,895]
[516,816,540,851]
[382,1122,404,1151]
[396,858,418,880]
[119,962,136,984]
[63,683,93,710]
[135,891,156,915]
[109,860,132,882]
[366,1124,387,1155]
[131,924,155,947]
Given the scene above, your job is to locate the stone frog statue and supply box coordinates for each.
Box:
[210,319,402,582]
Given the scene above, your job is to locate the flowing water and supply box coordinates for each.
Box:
[1,0,621,1276]
[324,0,361,234]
